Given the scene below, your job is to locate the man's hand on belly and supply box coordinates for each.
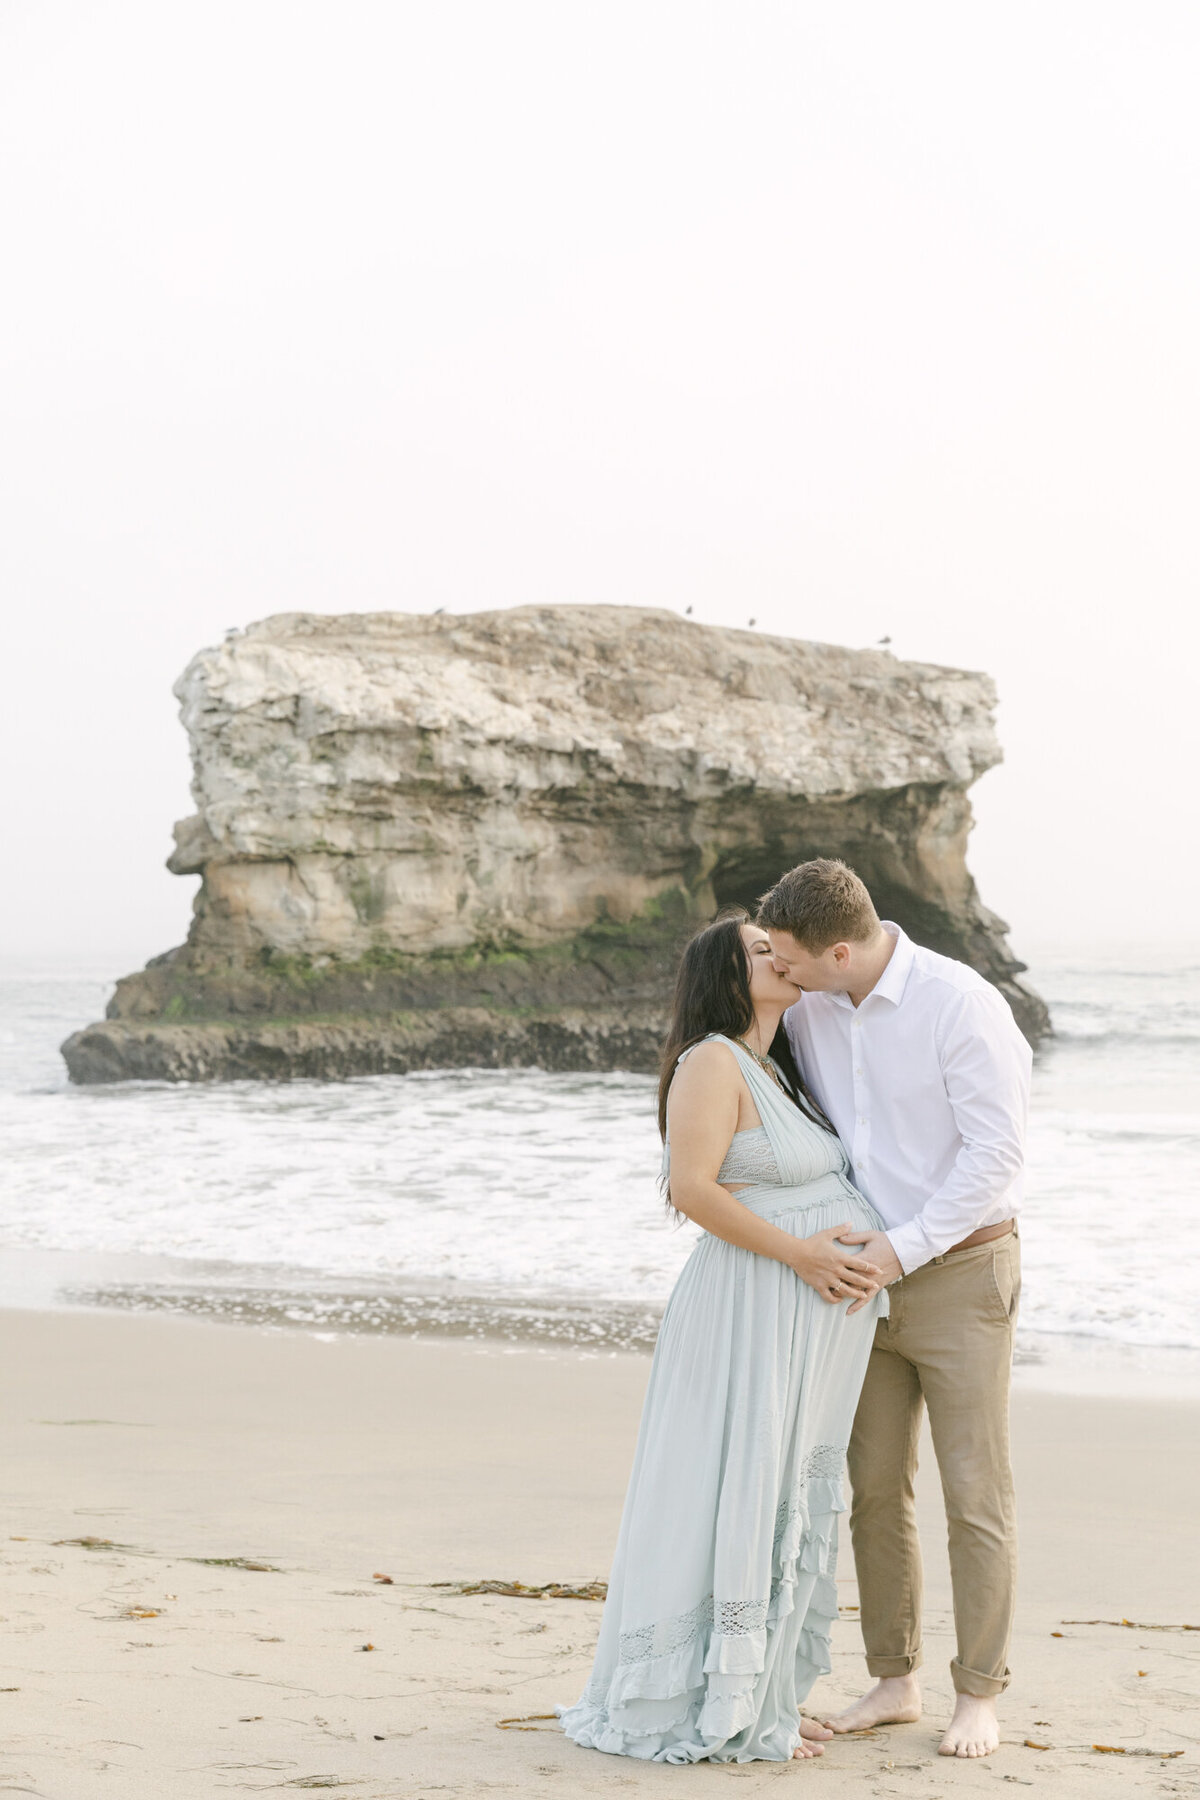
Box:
[837,1229,903,1286]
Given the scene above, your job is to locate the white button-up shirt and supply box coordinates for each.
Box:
[783,924,1032,1274]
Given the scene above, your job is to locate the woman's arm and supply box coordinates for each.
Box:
[667,1042,881,1306]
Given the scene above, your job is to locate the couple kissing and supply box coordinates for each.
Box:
[560,857,1030,1765]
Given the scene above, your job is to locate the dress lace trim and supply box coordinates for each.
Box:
[716,1128,782,1187]
[612,1445,845,1669]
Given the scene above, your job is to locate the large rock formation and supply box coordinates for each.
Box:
[62,606,1048,1082]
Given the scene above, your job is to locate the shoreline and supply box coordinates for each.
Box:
[1,1304,1197,1797]
[3,1243,1200,1398]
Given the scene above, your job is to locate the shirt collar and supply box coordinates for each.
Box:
[814,922,915,1011]
[869,922,915,1006]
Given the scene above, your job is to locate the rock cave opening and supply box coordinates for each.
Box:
[705,785,1016,976]
[712,840,930,937]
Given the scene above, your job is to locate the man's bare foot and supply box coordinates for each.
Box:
[822,1674,922,1732]
[938,1693,1000,1758]
[799,1716,834,1741]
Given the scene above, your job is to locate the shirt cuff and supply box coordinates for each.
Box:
[885,1222,933,1277]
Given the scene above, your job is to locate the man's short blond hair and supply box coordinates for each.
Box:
[756,858,880,952]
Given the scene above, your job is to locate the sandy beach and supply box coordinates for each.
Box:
[1,1307,1198,1800]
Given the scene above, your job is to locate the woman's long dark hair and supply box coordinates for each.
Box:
[657,907,835,1140]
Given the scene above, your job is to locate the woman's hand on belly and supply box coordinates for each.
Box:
[793,1224,883,1310]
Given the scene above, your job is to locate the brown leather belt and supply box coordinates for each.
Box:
[944,1218,1016,1255]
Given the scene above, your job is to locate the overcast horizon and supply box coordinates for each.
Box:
[3,3,1198,965]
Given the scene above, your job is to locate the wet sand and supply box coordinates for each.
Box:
[1,1307,1198,1798]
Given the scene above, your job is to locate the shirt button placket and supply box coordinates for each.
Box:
[851,1017,867,1165]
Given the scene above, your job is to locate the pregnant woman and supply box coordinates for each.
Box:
[560,911,888,1764]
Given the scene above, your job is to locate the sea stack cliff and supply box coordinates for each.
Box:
[62,606,1049,1082]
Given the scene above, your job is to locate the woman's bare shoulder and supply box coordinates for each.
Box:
[670,1037,741,1092]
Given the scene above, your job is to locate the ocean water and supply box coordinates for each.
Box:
[1,950,1197,1357]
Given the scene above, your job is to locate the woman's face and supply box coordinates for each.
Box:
[741,923,802,1007]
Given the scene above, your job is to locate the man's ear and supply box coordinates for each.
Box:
[830,940,853,969]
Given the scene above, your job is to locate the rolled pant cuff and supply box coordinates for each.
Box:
[866,1652,923,1677]
[951,1658,1010,1697]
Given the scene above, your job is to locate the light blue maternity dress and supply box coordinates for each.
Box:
[559,1035,887,1764]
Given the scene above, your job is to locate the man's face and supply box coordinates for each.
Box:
[766,928,850,993]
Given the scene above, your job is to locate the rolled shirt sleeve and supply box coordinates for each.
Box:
[885,986,1032,1274]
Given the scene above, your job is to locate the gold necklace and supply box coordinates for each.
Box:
[737,1036,783,1087]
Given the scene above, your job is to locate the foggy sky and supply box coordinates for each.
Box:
[2,2,1198,964]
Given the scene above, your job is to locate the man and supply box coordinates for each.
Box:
[757,858,1031,1760]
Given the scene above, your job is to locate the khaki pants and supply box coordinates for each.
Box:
[847,1229,1021,1697]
